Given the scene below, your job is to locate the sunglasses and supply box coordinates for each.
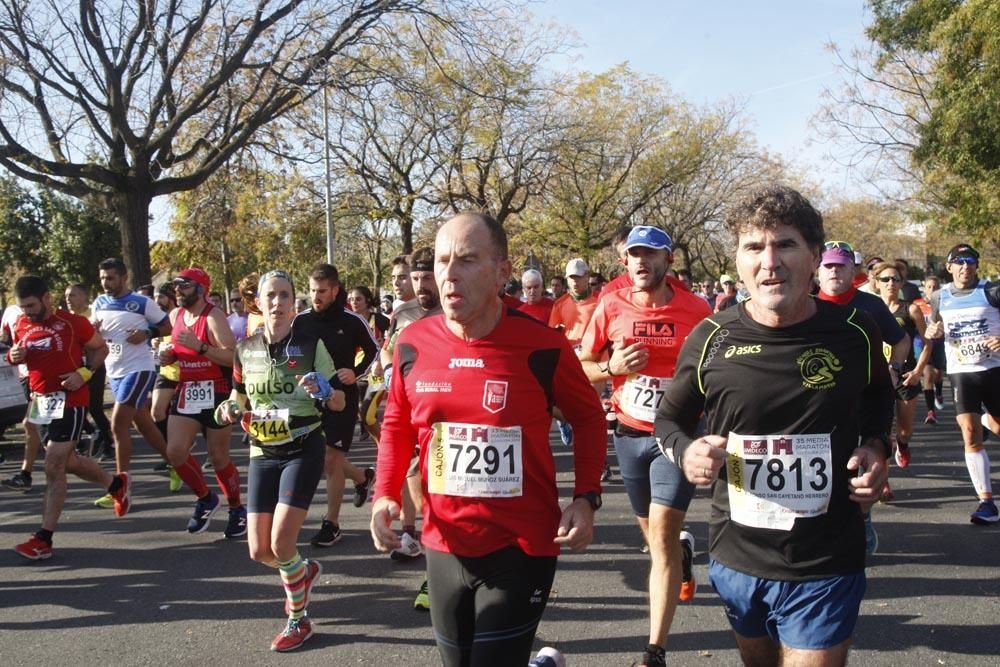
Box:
[878,276,901,283]
[173,280,195,290]
[230,297,242,303]
[949,256,977,265]
[824,241,854,253]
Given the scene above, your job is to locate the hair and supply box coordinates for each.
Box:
[452,212,508,261]
[258,270,296,296]
[589,272,606,284]
[676,268,693,281]
[351,285,376,310]
[208,291,223,301]
[522,269,543,285]
[238,273,261,315]
[612,223,632,247]
[156,282,177,304]
[871,260,904,279]
[66,282,88,293]
[137,284,154,296]
[391,254,410,269]
[14,275,48,300]
[310,263,340,286]
[550,276,567,288]
[924,274,940,285]
[98,257,128,274]
[410,246,435,271]
[725,185,825,252]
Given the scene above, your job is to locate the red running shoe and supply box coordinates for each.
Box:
[270,616,313,652]
[112,473,131,517]
[15,535,52,560]
[895,444,911,469]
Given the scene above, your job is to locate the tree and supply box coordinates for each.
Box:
[0,0,434,286]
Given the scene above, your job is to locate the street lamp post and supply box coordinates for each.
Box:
[323,81,334,264]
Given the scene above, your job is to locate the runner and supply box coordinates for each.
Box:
[8,275,130,560]
[924,243,1000,523]
[517,269,554,323]
[64,283,114,458]
[150,283,183,491]
[918,275,946,422]
[90,259,172,510]
[872,260,931,469]
[347,286,388,443]
[159,267,246,536]
[579,225,711,666]
[1,302,44,492]
[296,264,378,548]
[215,270,346,651]
[655,185,894,665]
[370,212,606,666]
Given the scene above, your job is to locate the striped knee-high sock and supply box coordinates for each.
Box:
[278,553,308,619]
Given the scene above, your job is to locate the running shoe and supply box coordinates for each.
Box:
[270,616,313,652]
[638,644,667,667]
[557,420,573,447]
[309,519,342,547]
[528,647,566,667]
[934,394,944,411]
[284,559,322,615]
[202,459,213,471]
[186,492,220,534]
[224,505,248,538]
[168,466,183,492]
[94,493,114,509]
[924,410,937,425]
[601,461,613,482]
[15,535,52,561]
[970,499,999,525]
[864,511,878,555]
[2,470,32,492]
[413,577,429,611]
[679,530,696,602]
[152,459,170,472]
[390,532,424,561]
[353,467,375,508]
[111,472,131,517]
[895,443,911,469]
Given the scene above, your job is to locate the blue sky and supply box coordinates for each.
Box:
[530,0,872,193]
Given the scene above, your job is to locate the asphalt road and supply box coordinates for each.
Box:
[1,399,998,666]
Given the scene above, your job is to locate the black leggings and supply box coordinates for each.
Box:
[87,365,111,432]
[246,429,325,513]
[426,545,557,667]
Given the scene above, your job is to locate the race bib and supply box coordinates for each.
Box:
[107,341,124,360]
[952,337,991,365]
[177,380,214,414]
[726,432,833,531]
[620,374,670,424]
[428,422,523,498]
[243,408,292,445]
[28,391,66,424]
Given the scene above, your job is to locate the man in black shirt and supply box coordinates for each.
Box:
[296,264,378,547]
[655,185,893,666]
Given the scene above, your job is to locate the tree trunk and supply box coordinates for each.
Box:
[400,218,413,255]
[114,190,153,288]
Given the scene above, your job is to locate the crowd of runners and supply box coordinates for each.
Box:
[1,184,998,666]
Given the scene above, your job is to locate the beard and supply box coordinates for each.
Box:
[417,291,439,310]
[178,291,199,309]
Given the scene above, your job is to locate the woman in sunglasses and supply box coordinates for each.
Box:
[872,261,930,470]
[214,270,345,652]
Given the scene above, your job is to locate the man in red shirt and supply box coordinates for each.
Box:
[371,212,606,666]
[517,269,554,323]
[160,267,243,537]
[8,276,129,560]
[579,226,711,666]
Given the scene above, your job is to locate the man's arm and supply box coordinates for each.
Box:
[202,309,236,366]
[552,339,607,497]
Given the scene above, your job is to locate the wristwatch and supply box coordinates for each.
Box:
[573,491,602,511]
[198,342,209,355]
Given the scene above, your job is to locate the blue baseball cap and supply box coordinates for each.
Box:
[625,225,673,252]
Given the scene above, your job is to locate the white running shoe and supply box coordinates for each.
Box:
[390,532,424,561]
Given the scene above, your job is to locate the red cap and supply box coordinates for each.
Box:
[174,267,211,291]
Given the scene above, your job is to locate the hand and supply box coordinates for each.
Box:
[370,496,402,552]
[383,365,394,389]
[213,399,241,426]
[924,321,943,339]
[297,372,332,400]
[608,342,649,376]
[125,328,148,344]
[680,435,728,485]
[92,319,103,334]
[553,499,594,552]
[986,335,1000,352]
[158,344,176,365]
[336,368,357,385]
[8,343,25,364]
[901,369,922,386]
[59,370,86,391]
[847,441,889,510]
[173,329,202,350]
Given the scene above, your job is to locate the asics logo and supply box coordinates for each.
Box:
[448,358,484,369]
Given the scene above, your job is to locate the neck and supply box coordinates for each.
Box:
[445,300,503,342]
[745,295,816,328]
[633,282,674,308]
[185,301,207,317]
[265,319,291,342]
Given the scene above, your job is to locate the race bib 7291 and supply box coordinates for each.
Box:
[428,422,523,498]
